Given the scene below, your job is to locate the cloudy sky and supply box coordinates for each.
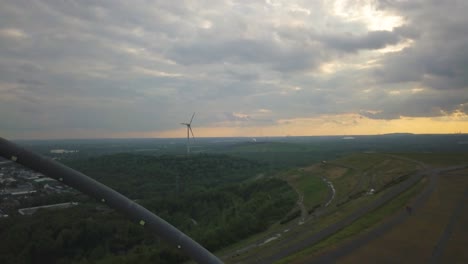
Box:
[1,0,467,139]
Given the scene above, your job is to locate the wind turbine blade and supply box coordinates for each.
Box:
[189,112,195,125]
[189,126,195,139]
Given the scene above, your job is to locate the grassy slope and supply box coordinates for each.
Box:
[323,153,419,203]
[283,168,328,209]
[223,153,420,263]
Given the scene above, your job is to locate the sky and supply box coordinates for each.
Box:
[1,0,467,139]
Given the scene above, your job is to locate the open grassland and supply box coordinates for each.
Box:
[283,168,329,210]
[322,153,419,205]
[366,158,418,189]
[394,152,468,166]
[320,165,358,203]
[337,169,468,263]
[332,154,386,170]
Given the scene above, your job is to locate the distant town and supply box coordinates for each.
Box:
[0,156,78,218]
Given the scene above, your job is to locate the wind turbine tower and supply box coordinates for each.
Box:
[181,112,195,155]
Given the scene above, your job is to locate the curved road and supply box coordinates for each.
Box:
[312,165,467,263]
[256,168,427,263]
[224,160,465,264]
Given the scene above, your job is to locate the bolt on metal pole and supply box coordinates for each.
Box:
[0,137,222,264]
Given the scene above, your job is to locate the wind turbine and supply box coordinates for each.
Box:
[181,112,195,155]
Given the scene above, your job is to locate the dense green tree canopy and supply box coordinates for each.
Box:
[0,154,296,263]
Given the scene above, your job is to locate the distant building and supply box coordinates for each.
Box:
[34,177,55,183]
[43,184,61,193]
[50,149,79,154]
[11,190,37,196]
[18,202,79,216]
[24,175,40,181]
[1,186,35,196]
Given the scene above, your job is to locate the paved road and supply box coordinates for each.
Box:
[225,161,465,264]
[257,167,430,264]
[224,159,423,263]
[312,165,467,264]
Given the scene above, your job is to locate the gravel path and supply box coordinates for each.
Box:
[320,176,335,207]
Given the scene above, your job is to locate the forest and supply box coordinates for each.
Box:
[0,153,296,263]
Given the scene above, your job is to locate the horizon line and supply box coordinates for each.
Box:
[5,132,468,141]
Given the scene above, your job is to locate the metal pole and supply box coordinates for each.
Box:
[0,137,222,264]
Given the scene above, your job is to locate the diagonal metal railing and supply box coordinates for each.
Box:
[0,137,222,264]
